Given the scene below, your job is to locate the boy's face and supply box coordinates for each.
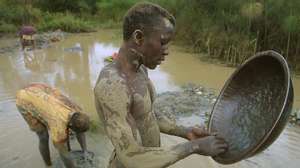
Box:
[140,19,175,69]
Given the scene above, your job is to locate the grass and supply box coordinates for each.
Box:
[37,12,95,33]
[0,22,17,33]
[0,0,299,71]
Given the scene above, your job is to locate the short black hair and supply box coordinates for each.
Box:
[123,2,175,41]
[69,112,90,133]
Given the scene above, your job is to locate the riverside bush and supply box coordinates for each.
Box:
[38,13,94,33]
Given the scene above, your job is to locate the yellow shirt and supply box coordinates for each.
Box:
[16,83,82,143]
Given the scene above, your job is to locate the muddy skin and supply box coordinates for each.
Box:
[94,62,192,168]
[94,57,227,168]
[94,4,227,167]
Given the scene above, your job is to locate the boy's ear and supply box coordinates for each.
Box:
[133,29,144,46]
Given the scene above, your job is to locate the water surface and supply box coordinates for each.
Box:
[0,29,299,168]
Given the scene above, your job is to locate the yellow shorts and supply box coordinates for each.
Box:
[22,35,34,40]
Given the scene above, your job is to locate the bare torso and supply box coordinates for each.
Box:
[127,65,160,147]
[94,60,220,168]
[94,62,162,167]
[96,62,160,147]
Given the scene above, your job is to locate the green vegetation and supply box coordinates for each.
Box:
[0,0,96,33]
[154,0,300,71]
[0,22,17,33]
[0,0,300,70]
[88,119,100,133]
[38,12,94,32]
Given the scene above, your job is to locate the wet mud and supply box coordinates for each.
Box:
[0,30,300,168]
[54,151,100,168]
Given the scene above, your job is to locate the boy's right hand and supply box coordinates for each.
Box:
[191,134,228,156]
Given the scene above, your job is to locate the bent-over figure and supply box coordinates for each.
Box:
[16,83,90,168]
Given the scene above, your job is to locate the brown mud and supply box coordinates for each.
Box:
[0,29,300,168]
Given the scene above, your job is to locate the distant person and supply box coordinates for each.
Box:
[19,25,36,50]
[94,2,228,168]
[16,83,90,168]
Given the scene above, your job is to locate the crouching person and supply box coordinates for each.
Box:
[19,25,36,50]
[16,83,90,168]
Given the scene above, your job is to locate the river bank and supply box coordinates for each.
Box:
[0,30,67,54]
[1,30,300,124]
[0,29,300,168]
[154,83,300,127]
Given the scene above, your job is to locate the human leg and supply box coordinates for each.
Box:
[36,130,52,166]
[18,110,52,166]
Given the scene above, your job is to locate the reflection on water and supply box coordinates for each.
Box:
[0,30,300,168]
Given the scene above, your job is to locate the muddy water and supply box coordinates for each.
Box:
[0,29,299,168]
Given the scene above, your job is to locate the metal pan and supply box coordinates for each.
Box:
[208,50,294,164]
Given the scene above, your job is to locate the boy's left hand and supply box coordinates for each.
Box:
[186,126,210,140]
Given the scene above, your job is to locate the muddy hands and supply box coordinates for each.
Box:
[191,134,228,156]
[186,126,210,140]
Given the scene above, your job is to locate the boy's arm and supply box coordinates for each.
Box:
[94,78,196,168]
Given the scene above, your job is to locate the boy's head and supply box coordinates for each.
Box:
[123,2,176,69]
[69,112,90,133]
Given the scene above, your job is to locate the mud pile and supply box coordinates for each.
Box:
[154,83,217,125]
[154,83,300,127]
[54,150,101,168]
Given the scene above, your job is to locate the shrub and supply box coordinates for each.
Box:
[0,22,17,33]
[38,12,95,32]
